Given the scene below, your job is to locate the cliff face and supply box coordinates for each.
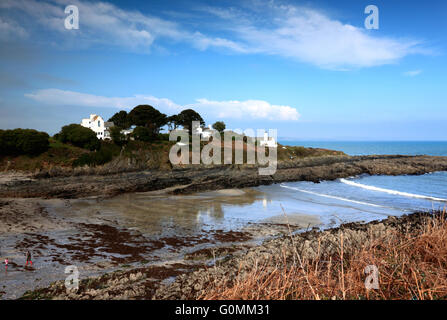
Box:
[1,155,447,199]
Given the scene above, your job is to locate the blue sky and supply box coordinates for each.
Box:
[0,0,446,140]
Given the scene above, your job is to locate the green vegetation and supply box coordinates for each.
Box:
[57,124,100,151]
[167,114,180,131]
[128,105,167,134]
[132,126,155,142]
[0,129,49,156]
[72,141,121,167]
[0,138,86,171]
[108,110,131,129]
[212,121,226,133]
[109,126,127,146]
[177,109,205,135]
[276,144,344,161]
[1,104,345,173]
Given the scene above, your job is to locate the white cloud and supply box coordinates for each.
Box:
[192,98,299,121]
[203,4,427,69]
[25,89,299,121]
[24,89,182,112]
[0,0,429,69]
[403,70,422,77]
[0,0,241,52]
[0,17,28,40]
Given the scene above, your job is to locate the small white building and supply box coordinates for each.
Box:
[259,132,277,148]
[80,114,114,140]
[120,126,135,137]
[195,125,214,139]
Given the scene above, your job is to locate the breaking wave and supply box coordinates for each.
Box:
[280,184,384,208]
[340,178,447,202]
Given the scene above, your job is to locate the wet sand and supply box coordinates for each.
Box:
[0,188,320,299]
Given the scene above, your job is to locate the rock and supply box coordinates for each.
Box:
[2,155,447,199]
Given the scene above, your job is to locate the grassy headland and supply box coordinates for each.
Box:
[0,137,344,174]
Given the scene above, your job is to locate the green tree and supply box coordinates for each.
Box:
[128,105,167,134]
[109,126,127,146]
[108,110,130,129]
[167,114,180,131]
[57,124,100,150]
[212,121,226,133]
[0,129,49,156]
[132,126,154,142]
[177,109,205,135]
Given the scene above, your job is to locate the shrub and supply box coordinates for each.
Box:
[132,126,155,142]
[157,133,170,141]
[57,124,100,151]
[0,129,49,156]
[110,126,127,146]
[72,142,120,167]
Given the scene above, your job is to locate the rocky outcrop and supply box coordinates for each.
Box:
[1,155,447,199]
[20,211,437,300]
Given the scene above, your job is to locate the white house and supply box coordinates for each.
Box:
[80,114,114,140]
[259,132,277,148]
[195,125,215,139]
[120,126,135,137]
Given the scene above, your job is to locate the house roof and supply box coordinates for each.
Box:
[105,122,114,128]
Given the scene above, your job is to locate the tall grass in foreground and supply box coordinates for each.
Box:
[201,210,447,300]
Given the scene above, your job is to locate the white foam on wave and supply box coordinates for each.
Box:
[280,184,384,208]
[340,178,447,202]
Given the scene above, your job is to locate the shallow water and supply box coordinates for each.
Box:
[1,171,446,299]
[272,171,447,226]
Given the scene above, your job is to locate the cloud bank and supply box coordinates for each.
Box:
[0,0,428,69]
[25,88,300,121]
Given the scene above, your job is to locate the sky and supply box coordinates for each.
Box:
[0,0,446,140]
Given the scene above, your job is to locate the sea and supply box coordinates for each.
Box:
[279,140,447,157]
[256,141,447,227]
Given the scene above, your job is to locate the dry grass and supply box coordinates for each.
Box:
[201,210,447,300]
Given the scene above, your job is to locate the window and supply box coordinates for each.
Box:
[98,121,100,127]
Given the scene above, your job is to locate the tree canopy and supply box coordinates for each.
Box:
[109,126,127,146]
[0,129,49,156]
[177,109,205,135]
[212,121,226,133]
[132,126,155,142]
[128,105,167,134]
[167,114,180,131]
[108,110,130,129]
[57,124,100,151]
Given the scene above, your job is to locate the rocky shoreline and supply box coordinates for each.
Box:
[20,211,437,300]
[2,155,447,199]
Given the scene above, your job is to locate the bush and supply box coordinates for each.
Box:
[57,124,100,151]
[110,126,127,146]
[0,129,49,156]
[132,126,155,142]
[72,142,120,167]
[157,133,170,141]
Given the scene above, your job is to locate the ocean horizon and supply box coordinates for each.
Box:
[279,141,447,157]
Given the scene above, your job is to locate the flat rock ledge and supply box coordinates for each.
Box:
[19,211,436,300]
[2,155,447,199]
